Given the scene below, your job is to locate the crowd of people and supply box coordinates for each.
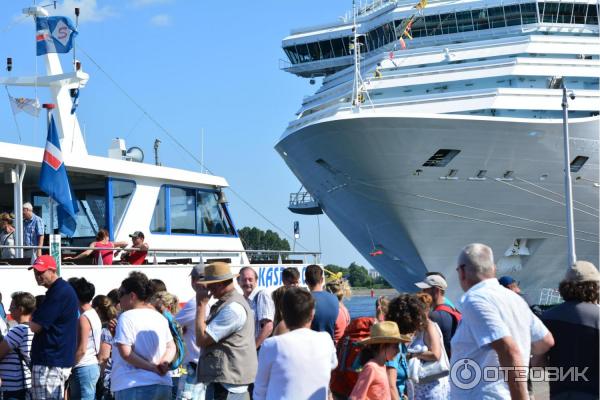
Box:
[0,243,597,400]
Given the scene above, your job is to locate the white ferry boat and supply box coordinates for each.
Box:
[277,0,599,301]
[0,6,317,301]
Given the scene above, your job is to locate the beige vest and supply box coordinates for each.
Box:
[197,289,257,385]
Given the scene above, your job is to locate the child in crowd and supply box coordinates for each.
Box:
[349,321,412,400]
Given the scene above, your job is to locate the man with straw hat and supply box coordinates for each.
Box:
[350,321,413,400]
[194,262,257,400]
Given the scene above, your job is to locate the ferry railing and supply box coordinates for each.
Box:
[0,244,321,265]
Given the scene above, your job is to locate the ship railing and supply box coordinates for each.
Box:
[0,244,320,266]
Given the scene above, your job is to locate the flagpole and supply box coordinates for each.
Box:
[43,103,60,274]
[561,86,577,268]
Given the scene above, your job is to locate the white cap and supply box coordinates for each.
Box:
[415,275,448,290]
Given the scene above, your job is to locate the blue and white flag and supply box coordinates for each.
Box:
[8,94,41,117]
[36,16,78,56]
[39,115,79,236]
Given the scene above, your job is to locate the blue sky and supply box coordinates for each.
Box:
[0,0,371,269]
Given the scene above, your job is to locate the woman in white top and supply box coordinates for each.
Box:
[111,271,175,400]
[69,277,103,400]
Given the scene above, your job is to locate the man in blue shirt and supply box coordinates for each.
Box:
[23,202,44,259]
[28,255,79,400]
[304,264,339,339]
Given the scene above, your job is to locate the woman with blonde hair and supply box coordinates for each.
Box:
[326,279,352,344]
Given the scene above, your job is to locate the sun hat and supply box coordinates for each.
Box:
[415,274,448,290]
[564,261,600,283]
[498,276,517,288]
[28,255,57,272]
[360,321,413,345]
[199,262,239,284]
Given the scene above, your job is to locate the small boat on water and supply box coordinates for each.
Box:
[0,6,317,301]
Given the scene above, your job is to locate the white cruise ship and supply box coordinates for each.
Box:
[276,0,600,301]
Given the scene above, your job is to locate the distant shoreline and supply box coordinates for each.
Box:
[349,288,399,297]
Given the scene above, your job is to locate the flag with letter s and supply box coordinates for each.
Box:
[36,16,78,56]
[39,115,79,236]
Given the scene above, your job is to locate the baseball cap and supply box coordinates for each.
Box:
[498,276,517,288]
[28,255,57,272]
[415,274,447,290]
[129,231,144,239]
[190,264,205,279]
[564,261,600,283]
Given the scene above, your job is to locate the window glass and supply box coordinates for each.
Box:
[150,186,166,233]
[541,2,559,23]
[382,23,394,44]
[572,4,587,24]
[284,46,299,64]
[472,9,490,30]
[112,180,135,235]
[587,4,598,25]
[307,42,321,61]
[375,26,385,48]
[521,3,538,24]
[557,3,574,23]
[425,15,442,36]
[331,38,345,57]
[170,187,196,234]
[196,191,235,235]
[341,37,351,56]
[366,30,377,52]
[489,7,506,28]
[504,5,521,26]
[296,44,311,63]
[409,18,426,37]
[319,40,334,59]
[441,12,458,34]
[456,10,474,32]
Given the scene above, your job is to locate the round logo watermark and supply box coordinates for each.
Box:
[451,358,482,389]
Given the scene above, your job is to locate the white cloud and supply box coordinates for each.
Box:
[131,0,174,8]
[50,0,117,23]
[149,14,172,27]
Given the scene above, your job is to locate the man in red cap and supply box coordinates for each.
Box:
[28,255,79,400]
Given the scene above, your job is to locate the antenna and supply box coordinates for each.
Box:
[154,138,161,166]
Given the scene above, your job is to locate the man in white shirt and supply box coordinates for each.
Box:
[237,267,275,349]
[450,243,554,400]
[253,287,337,400]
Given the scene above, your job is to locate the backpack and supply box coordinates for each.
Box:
[330,317,376,397]
[163,310,185,370]
[433,304,462,336]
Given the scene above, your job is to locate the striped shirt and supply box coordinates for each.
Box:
[0,324,34,391]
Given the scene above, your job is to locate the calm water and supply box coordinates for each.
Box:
[344,295,377,318]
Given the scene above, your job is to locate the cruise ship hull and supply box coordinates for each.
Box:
[276,113,600,302]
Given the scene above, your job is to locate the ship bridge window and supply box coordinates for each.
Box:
[489,7,506,28]
[540,2,559,23]
[572,4,587,24]
[472,9,490,30]
[425,14,442,36]
[423,149,461,167]
[456,11,474,32]
[331,38,346,57]
[110,179,136,236]
[504,5,521,26]
[440,12,458,34]
[521,3,537,24]
[570,156,589,172]
[319,40,335,59]
[557,3,574,24]
[150,185,235,236]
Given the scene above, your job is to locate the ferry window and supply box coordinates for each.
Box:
[456,11,474,32]
[170,187,196,234]
[504,5,521,26]
[488,7,506,28]
[570,156,589,172]
[425,15,442,36]
[284,46,299,64]
[366,30,376,52]
[572,4,587,24]
[409,18,427,37]
[382,23,394,44]
[341,37,351,56]
[440,12,458,34]
[150,186,166,233]
[541,2,559,23]
[521,3,538,24]
[112,179,135,235]
[331,38,345,57]
[472,9,490,30]
[196,191,234,235]
[319,40,334,59]
[557,3,574,23]
[375,26,385,48]
[296,44,311,63]
[586,4,598,25]
[307,42,321,61]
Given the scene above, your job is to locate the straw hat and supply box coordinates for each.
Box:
[360,321,413,345]
[199,262,239,284]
